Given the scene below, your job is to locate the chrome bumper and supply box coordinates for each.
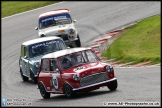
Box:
[64,37,78,43]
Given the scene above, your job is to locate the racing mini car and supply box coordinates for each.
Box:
[19,36,68,84]
[35,8,81,48]
[37,47,118,98]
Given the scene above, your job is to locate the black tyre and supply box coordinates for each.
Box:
[33,77,38,84]
[20,68,29,81]
[40,34,45,37]
[75,35,81,47]
[39,83,50,99]
[68,45,73,48]
[107,80,118,91]
[30,70,38,84]
[64,83,76,98]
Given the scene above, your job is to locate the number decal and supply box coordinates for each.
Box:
[52,75,58,90]
[74,66,85,72]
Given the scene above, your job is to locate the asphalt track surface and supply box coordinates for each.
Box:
[2,1,161,107]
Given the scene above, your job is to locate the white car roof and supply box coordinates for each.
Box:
[42,47,92,59]
[22,36,62,46]
[38,8,70,18]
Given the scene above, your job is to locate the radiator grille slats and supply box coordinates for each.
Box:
[80,72,108,87]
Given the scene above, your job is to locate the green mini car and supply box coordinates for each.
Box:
[19,36,68,83]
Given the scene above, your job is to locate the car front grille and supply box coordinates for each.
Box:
[58,35,68,41]
[80,72,108,87]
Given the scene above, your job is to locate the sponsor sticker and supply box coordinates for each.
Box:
[52,75,58,90]
[74,66,85,72]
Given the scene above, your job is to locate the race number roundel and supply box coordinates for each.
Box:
[52,75,58,90]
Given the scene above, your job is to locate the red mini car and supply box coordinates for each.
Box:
[37,47,118,98]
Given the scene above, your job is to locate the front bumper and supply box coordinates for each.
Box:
[72,77,117,91]
[64,37,78,45]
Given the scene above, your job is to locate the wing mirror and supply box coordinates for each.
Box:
[73,19,76,23]
[35,27,38,30]
[24,56,28,59]
[55,68,60,73]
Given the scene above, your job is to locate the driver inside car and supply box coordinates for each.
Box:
[70,54,78,66]
[61,57,72,69]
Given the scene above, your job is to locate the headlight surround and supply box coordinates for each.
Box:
[35,62,40,68]
[73,73,80,81]
[68,28,75,34]
[106,65,113,72]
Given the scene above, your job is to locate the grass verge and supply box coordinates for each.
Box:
[2,1,58,18]
[102,14,161,65]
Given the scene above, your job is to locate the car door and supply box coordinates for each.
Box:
[20,46,30,77]
[40,58,63,93]
[21,57,30,77]
[49,59,63,93]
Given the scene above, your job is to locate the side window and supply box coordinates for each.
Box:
[50,59,59,72]
[41,59,50,72]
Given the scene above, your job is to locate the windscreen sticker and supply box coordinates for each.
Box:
[54,16,67,20]
[30,40,61,49]
[39,14,70,23]
[74,66,85,72]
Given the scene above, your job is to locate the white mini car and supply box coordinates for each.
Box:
[35,8,81,48]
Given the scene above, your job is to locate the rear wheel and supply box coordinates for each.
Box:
[39,83,50,99]
[20,68,28,81]
[64,83,76,98]
[68,45,73,48]
[75,35,81,47]
[107,80,118,91]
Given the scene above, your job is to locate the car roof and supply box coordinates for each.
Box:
[42,47,92,59]
[22,36,62,46]
[38,8,70,18]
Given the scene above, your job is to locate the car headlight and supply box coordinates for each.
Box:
[68,29,75,34]
[35,62,40,68]
[106,65,113,72]
[73,73,80,81]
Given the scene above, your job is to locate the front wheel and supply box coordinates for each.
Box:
[64,83,76,98]
[30,71,38,84]
[40,34,45,37]
[75,35,81,47]
[20,68,29,81]
[107,80,118,91]
[39,83,50,99]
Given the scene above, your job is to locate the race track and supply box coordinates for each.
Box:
[2,1,161,107]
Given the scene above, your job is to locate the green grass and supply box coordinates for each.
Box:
[1,1,58,18]
[102,14,161,65]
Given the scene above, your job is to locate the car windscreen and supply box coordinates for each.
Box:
[39,13,72,29]
[29,39,66,58]
[59,50,98,70]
